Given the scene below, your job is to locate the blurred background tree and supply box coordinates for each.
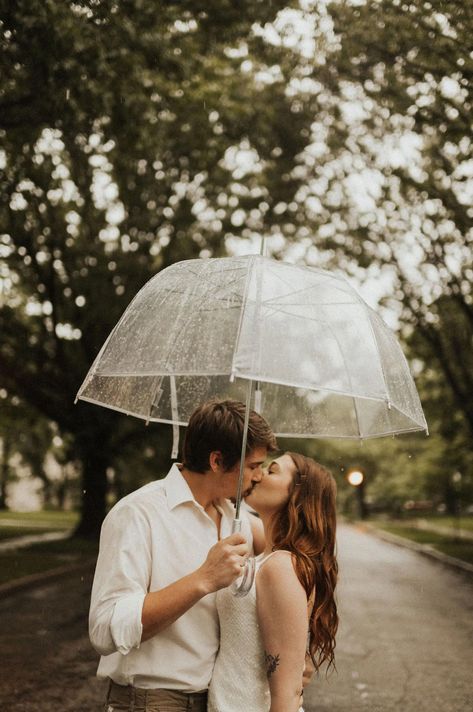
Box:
[0,0,323,536]
[274,0,472,512]
[1,0,471,535]
[294,0,472,428]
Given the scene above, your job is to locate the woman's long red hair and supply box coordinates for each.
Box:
[270,452,338,672]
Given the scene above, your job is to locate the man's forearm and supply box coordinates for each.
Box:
[141,531,248,642]
[141,569,210,642]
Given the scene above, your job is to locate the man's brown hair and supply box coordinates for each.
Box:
[182,398,277,473]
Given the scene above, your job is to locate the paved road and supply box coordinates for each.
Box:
[305,524,473,712]
[0,567,105,711]
[0,524,471,711]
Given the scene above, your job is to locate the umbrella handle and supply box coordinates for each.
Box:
[230,518,256,597]
[230,555,256,597]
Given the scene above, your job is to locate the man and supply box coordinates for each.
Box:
[89,398,277,711]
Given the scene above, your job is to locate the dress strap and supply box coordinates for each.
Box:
[257,549,293,571]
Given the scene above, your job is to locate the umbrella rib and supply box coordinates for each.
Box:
[199,280,242,311]
[160,264,220,367]
[161,267,247,367]
[256,302,354,326]
[233,372,388,400]
[322,321,363,438]
[261,299,357,308]
[261,266,350,306]
[231,257,255,378]
[199,274,246,308]
[259,304,357,323]
[147,375,164,422]
[361,307,391,406]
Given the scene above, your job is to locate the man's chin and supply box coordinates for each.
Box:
[244,489,257,504]
[230,487,256,504]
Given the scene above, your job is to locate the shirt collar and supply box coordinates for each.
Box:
[163,464,237,518]
[164,463,198,510]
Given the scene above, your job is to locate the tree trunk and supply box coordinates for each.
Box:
[73,442,110,540]
[0,434,12,510]
[56,466,68,509]
[356,480,369,520]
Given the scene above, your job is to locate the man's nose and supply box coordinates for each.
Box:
[253,467,264,482]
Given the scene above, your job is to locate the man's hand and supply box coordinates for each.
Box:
[198,533,249,593]
[141,532,249,641]
[302,652,315,687]
[298,653,315,709]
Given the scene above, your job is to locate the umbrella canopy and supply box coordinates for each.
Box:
[77,254,427,440]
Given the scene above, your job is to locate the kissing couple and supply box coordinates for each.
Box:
[90,398,338,712]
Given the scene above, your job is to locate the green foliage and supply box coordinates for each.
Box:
[373,522,473,565]
[0,1,321,535]
[282,428,471,516]
[307,0,473,437]
[1,0,471,529]
[0,393,56,508]
[271,0,473,502]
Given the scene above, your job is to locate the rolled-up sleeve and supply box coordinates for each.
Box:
[89,503,151,656]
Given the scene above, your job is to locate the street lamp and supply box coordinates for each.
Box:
[347,469,368,519]
[348,470,364,487]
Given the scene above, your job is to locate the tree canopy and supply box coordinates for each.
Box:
[0,0,323,535]
[1,0,471,529]
[297,0,472,438]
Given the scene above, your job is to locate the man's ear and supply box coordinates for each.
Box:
[209,451,223,473]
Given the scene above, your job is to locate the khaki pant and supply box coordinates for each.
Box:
[104,680,208,712]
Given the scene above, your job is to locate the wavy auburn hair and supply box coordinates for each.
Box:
[270,452,338,672]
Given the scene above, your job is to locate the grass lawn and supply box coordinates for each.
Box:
[373,522,473,566]
[407,514,473,533]
[0,510,79,525]
[0,510,79,541]
[0,536,98,587]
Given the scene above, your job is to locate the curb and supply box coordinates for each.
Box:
[0,559,96,599]
[358,523,473,577]
[0,530,71,553]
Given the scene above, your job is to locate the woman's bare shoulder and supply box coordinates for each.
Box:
[256,551,307,614]
[257,550,302,588]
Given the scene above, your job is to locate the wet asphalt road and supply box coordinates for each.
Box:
[0,524,471,711]
[305,525,473,712]
[0,567,105,711]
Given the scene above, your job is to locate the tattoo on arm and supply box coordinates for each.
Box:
[264,651,280,679]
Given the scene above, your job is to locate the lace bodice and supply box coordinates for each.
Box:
[207,554,271,712]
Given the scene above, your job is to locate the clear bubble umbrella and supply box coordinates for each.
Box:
[76,253,427,594]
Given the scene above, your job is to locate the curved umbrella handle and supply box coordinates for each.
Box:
[230,517,256,597]
[230,555,256,597]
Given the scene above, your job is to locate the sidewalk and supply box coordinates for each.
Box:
[358,521,473,576]
[0,530,72,552]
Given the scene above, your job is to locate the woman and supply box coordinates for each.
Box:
[208,452,338,712]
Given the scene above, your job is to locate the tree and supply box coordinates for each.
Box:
[0,390,63,509]
[276,0,472,440]
[0,1,321,536]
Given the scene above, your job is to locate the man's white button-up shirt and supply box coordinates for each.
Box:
[89,464,253,691]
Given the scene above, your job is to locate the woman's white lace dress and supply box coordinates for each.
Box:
[208,552,304,712]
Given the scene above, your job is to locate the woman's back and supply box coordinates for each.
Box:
[207,553,275,712]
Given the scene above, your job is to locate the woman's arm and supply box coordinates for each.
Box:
[256,552,308,712]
